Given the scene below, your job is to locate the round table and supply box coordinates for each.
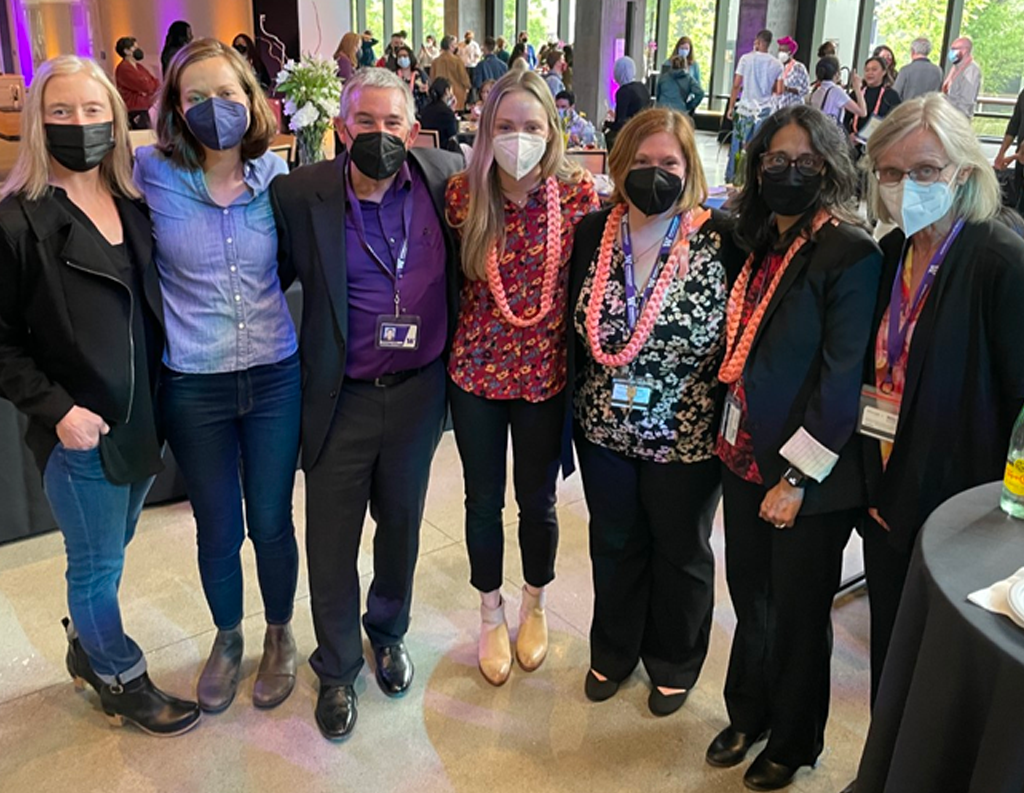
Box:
[856,482,1024,793]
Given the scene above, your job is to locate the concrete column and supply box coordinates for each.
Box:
[572,0,647,124]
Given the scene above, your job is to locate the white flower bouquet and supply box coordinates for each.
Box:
[275,54,341,165]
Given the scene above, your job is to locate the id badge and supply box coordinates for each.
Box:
[721,392,741,446]
[610,378,654,412]
[857,385,901,443]
[375,314,421,350]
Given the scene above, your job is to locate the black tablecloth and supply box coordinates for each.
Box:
[856,482,1024,793]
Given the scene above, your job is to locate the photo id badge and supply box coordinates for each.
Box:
[856,385,901,443]
[375,314,421,350]
[610,378,654,412]
[720,392,741,446]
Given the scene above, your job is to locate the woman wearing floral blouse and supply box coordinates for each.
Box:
[446,66,598,687]
[567,108,736,716]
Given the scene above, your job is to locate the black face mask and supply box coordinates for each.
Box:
[348,130,408,180]
[624,166,684,216]
[233,44,247,56]
[760,165,823,217]
[45,122,115,173]
[132,48,144,61]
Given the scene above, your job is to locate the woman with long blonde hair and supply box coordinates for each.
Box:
[334,32,361,81]
[0,56,200,735]
[445,65,599,686]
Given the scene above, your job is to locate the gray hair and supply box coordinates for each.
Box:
[339,67,416,127]
[613,56,636,86]
[910,37,931,56]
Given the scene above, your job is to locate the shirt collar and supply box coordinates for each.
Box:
[343,153,413,206]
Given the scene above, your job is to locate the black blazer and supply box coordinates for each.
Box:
[737,221,882,515]
[864,219,1024,552]
[0,189,164,471]
[270,148,464,470]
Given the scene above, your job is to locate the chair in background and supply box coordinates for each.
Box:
[412,129,440,149]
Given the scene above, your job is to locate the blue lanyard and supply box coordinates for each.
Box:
[620,213,682,331]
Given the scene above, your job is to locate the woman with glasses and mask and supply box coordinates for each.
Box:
[134,39,301,715]
[0,56,200,735]
[445,66,598,688]
[567,108,739,716]
[859,95,1024,706]
[706,104,882,791]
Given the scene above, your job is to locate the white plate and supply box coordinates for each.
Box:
[1008,578,1024,624]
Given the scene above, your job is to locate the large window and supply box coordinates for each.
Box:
[821,0,863,67]
[961,0,1024,136]
[366,0,385,44]
[393,0,413,44]
[528,0,559,50]
[870,0,947,78]
[504,2,517,43]
[423,0,445,44]
[712,0,741,103]
[667,0,716,95]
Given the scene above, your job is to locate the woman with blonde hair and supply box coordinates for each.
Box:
[334,32,361,81]
[134,39,302,715]
[859,94,1024,706]
[567,107,739,715]
[445,67,599,687]
[0,55,200,735]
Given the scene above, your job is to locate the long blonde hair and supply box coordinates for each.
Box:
[452,65,583,281]
[334,32,361,66]
[1,55,138,201]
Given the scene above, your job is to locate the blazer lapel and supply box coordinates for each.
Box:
[311,159,350,344]
[749,240,815,354]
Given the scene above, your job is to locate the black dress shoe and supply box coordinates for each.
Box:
[648,687,689,716]
[706,725,769,768]
[62,617,102,694]
[584,670,620,702]
[743,750,801,791]
[373,643,414,697]
[100,673,201,737]
[315,685,358,741]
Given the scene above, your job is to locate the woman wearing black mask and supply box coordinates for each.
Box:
[705,104,881,791]
[160,20,193,77]
[0,56,200,735]
[567,108,739,716]
[231,33,272,91]
[135,39,301,716]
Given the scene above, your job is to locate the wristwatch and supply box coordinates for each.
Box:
[782,466,808,488]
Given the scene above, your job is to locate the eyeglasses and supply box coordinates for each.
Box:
[760,151,825,177]
[873,163,952,186]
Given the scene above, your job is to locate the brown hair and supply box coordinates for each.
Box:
[608,107,707,212]
[156,38,278,169]
[671,36,694,68]
[335,32,361,67]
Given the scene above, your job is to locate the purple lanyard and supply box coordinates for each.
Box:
[621,213,682,331]
[346,178,415,313]
[884,217,964,386]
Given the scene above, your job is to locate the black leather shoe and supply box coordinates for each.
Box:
[743,750,801,791]
[315,685,358,741]
[584,670,620,702]
[648,687,689,716]
[373,643,414,697]
[62,617,101,694]
[706,725,769,768]
[100,673,201,737]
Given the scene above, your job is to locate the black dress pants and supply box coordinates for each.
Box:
[721,468,857,768]
[305,360,446,687]
[448,382,565,593]
[576,433,721,689]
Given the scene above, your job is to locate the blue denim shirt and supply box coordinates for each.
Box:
[134,146,297,374]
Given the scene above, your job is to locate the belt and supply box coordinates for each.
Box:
[345,365,427,388]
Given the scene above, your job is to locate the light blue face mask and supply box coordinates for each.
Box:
[948,49,959,63]
[678,47,690,58]
[879,169,959,237]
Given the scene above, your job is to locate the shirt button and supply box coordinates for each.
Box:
[234,294,241,302]
[230,266,237,273]
[226,237,233,244]
[329,390,338,398]
[238,322,245,329]
[223,208,229,215]
[389,237,396,244]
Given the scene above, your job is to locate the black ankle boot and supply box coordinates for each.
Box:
[62,617,101,694]
[100,673,201,737]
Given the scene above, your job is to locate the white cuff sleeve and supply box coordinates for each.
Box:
[779,427,840,483]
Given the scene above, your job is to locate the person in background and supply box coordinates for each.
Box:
[474,36,508,90]
[555,90,598,148]
[0,54,201,737]
[382,31,406,70]
[232,34,271,90]
[471,79,497,118]
[994,86,1024,214]
[544,50,567,97]
[431,36,471,110]
[663,36,701,88]
[568,107,736,717]
[114,36,160,129]
[334,32,361,83]
[817,40,836,60]
[892,38,942,101]
[563,45,575,91]
[419,77,459,150]
[418,35,440,70]
[495,37,510,64]
[604,55,651,152]
[444,68,599,689]
[508,43,528,70]
[458,30,482,87]
[518,31,538,69]
[724,29,782,183]
[809,56,866,129]
[848,56,901,150]
[656,42,704,120]
[391,45,430,113]
[136,39,300,716]
[359,31,378,68]
[707,104,882,791]
[942,37,981,119]
[160,20,193,76]
[774,36,810,110]
[872,45,899,86]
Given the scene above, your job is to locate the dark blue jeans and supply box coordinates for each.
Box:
[44,445,152,683]
[160,353,301,630]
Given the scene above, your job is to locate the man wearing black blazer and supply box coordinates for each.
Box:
[270,69,463,742]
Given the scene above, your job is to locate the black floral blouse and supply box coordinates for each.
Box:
[573,224,728,463]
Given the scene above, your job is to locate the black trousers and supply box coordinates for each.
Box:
[448,382,565,593]
[721,468,857,768]
[576,434,721,689]
[305,360,446,687]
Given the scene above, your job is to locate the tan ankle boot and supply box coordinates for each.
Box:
[516,585,548,672]
[479,597,512,686]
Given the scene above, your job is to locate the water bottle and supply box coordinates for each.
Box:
[1002,405,1024,518]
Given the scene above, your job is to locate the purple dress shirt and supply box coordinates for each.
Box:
[344,158,448,380]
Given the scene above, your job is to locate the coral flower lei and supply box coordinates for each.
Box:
[585,203,703,368]
[486,176,563,328]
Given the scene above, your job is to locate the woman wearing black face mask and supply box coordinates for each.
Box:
[0,56,200,736]
[566,108,740,716]
[231,33,272,91]
[705,104,881,791]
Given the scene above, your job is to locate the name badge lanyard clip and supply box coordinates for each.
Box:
[882,217,964,392]
[349,190,414,316]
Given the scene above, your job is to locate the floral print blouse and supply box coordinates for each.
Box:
[574,221,728,463]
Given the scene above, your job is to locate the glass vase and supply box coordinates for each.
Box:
[296,125,326,166]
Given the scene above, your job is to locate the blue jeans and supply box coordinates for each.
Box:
[726,107,770,184]
[44,445,153,684]
[160,353,301,630]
